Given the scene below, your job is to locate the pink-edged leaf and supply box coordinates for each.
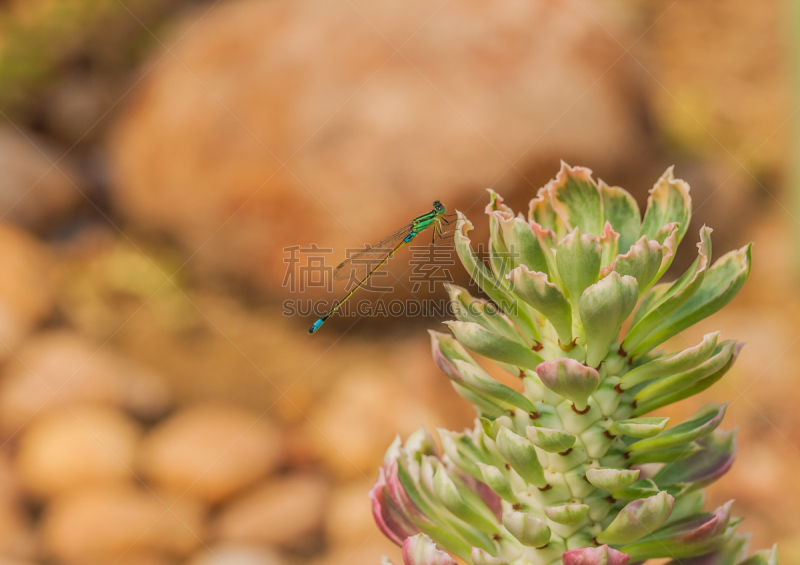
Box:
[653,429,736,489]
[402,534,458,565]
[370,467,420,545]
[562,544,630,565]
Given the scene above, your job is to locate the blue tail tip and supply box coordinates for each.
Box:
[308,318,325,334]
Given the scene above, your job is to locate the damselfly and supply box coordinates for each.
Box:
[308,200,456,334]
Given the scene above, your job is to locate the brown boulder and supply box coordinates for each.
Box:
[110,0,645,299]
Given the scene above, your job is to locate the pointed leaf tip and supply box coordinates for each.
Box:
[402,534,457,565]
[640,166,691,245]
[506,265,572,344]
[562,544,630,565]
[503,511,551,548]
[471,548,507,565]
[535,357,600,411]
[579,272,639,367]
[596,491,674,545]
[546,162,604,236]
[556,228,602,305]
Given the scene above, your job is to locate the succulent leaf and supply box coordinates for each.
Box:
[579,272,639,367]
[653,429,737,491]
[612,235,664,295]
[599,222,620,270]
[634,347,741,415]
[556,228,602,305]
[634,341,738,404]
[610,417,670,438]
[526,425,577,453]
[455,213,540,342]
[596,491,674,545]
[495,427,547,488]
[503,511,551,548]
[546,163,605,236]
[506,265,573,345]
[403,534,458,565]
[561,544,630,565]
[446,321,543,371]
[639,166,691,245]
[599,180,641,254]
[535,358,600,411]
[632,244,753,356]
[619,332,719,390]
[627,403,727,454]
[739,545,779,565]
[585,468,640,491]
[471,548,508,565]
[544,503,590,525]
[454,360,537,413]
[623,226,712,357]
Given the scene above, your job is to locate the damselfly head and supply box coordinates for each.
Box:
[432,200,445,213]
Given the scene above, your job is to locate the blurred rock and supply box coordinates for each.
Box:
[0,330,171,433]
[41,484,205,562]
[213,474,329,550]
[94,552,176,565]
[0,450,24,507]
[299,368,442,478]
[110,0,647,300]
[187,544,284,565]
[15,404,142,498]
[137,403,282,503]
[0,127,81,232]
[645,0,793,177]
[0,222,54,361]
[0,503,38,560]
[311,538,400,565]
[325,482,376,546]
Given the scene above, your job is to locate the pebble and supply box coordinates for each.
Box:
[325,482,377,546]
[41,484,205,562]
[15,405,142,498]
[0,126,81,233]
[213,474,328,550]
[0,330,170,433]
[187,544,284,565]
[137,403,282,503]
[0,222,54,361]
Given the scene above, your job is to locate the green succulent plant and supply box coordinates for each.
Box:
[370,164,778,565]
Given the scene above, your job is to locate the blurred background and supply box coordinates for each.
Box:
[0,0,797,564]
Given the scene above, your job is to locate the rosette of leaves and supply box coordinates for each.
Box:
[371,164,778,565]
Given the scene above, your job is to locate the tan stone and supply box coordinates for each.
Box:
[0,330,171,433]
[213,474,329,549]
[300,369,442,478]
[109,0,644,298]
[325,482,376,546]
[187,544,284,565]
[312,538,401,565]
[0,126,81,232]
[15,404,142,498]
[41,484,205,562]
[137,403,282,503]
[0,222,53,360]
[0,503,38,560]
